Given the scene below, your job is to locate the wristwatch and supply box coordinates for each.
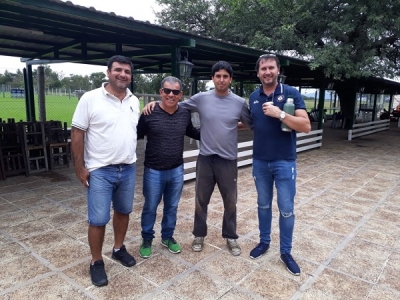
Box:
[280,111,286,121]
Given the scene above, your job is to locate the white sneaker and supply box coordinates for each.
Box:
[192,237,204,252]
[226,238,241,256]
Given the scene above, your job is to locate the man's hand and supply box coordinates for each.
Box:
[142,101,157,115]
[262,102,281,119]
[75,166,90,188]
[238,121,249,130]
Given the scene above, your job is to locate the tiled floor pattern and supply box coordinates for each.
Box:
[1,124,400,299]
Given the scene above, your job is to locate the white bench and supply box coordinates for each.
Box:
[183,129,323,181]
[347,120,390,141]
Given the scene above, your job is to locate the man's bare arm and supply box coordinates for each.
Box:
[71,127,89,188]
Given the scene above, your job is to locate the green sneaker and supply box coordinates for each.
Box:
[139,239,153,258]
[161,237,181,254]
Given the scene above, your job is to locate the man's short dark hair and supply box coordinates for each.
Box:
[255,54,280,72]
[160,76,182,90]
[211,61,233,77]
[107,55,133,73]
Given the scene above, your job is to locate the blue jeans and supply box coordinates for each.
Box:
[141,165,184,240]
[87,163,136,226]
[252,159,296,254]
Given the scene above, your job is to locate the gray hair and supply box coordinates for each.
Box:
[160,76,182,90]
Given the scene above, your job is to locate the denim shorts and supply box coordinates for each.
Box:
[87,163,136,226]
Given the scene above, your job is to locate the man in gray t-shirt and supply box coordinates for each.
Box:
[144,61,252,256]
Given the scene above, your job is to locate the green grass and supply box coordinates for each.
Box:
[0,93,145,127]
[0,92,329,127]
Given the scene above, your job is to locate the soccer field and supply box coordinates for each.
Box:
[0,93,79,126]
[0,93,145,126]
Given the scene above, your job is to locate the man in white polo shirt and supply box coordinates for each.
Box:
[71,55,140,287]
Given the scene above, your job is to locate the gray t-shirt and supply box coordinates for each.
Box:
[180,90,253,160]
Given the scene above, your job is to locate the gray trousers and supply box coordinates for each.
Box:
[192,154,238,239]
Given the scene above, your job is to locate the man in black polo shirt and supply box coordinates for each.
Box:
[137,76,200,258]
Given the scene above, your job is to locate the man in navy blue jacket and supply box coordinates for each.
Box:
[248,54,311,276]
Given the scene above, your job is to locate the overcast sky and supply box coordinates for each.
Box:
[0,0,160,76]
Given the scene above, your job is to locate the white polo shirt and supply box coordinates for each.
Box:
[72,83,140,171]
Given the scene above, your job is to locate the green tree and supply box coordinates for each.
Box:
[10,69,24,88]
[0,70,15,86]
[156,0,227,40]
[68,74,90,91]
[89,72,106,89]
[156,0,400,79]
[146,73,167,94]
[156,0,400,125]
[42,65,62,89]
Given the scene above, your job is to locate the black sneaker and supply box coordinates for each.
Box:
[90,260,108,287]
[112,245,136,267]
[280,253,301,276]
[249,242,270,259]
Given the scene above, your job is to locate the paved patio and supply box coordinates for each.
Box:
[1,124,400,299]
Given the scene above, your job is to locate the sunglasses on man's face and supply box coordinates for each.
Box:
[162,88,181,95]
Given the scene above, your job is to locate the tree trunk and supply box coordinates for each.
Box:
[335,81,357,129]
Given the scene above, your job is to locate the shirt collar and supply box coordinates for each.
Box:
[258,83,284,96]
[101,82,133,100]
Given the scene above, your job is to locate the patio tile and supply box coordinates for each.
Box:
[0,255,51,291]
[60,221,88,240]
[296,226,345,248]
[0,202,21,215]
[42,210,86,229]
[2,219,54,240]
[314,215,357,235]
[295,239,336,264]
[0,211,36,228]
[10,196,51,209]
[0,126,399,299]
[29,203,71,219]
[200,252,257,283]
[39,239,90,268]
[331,252,387,282]
[367,285,400,300]
[89,270,157,299]
[2,187,66,202]
[60,196,87,212]
[164,270,233,299]
[22,229,73,253]
[219,288,264,300]
[239,266,300,299]
[377,264,400,292]
[305,268,373,299]
[135,252,189,285]
[3,274,90,300]
[44,189,85,202]
[0,242,30,265]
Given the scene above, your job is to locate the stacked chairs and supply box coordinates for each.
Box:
[0,119,71,180]
[0,118,26,180]
[44,121,70,169]
[19,121,49,175]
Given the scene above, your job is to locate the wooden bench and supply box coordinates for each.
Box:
[183,129,323,181]
[347,120,390,141]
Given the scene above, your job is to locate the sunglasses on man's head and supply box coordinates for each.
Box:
[162,88,181,95]
[259,54,277,58]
